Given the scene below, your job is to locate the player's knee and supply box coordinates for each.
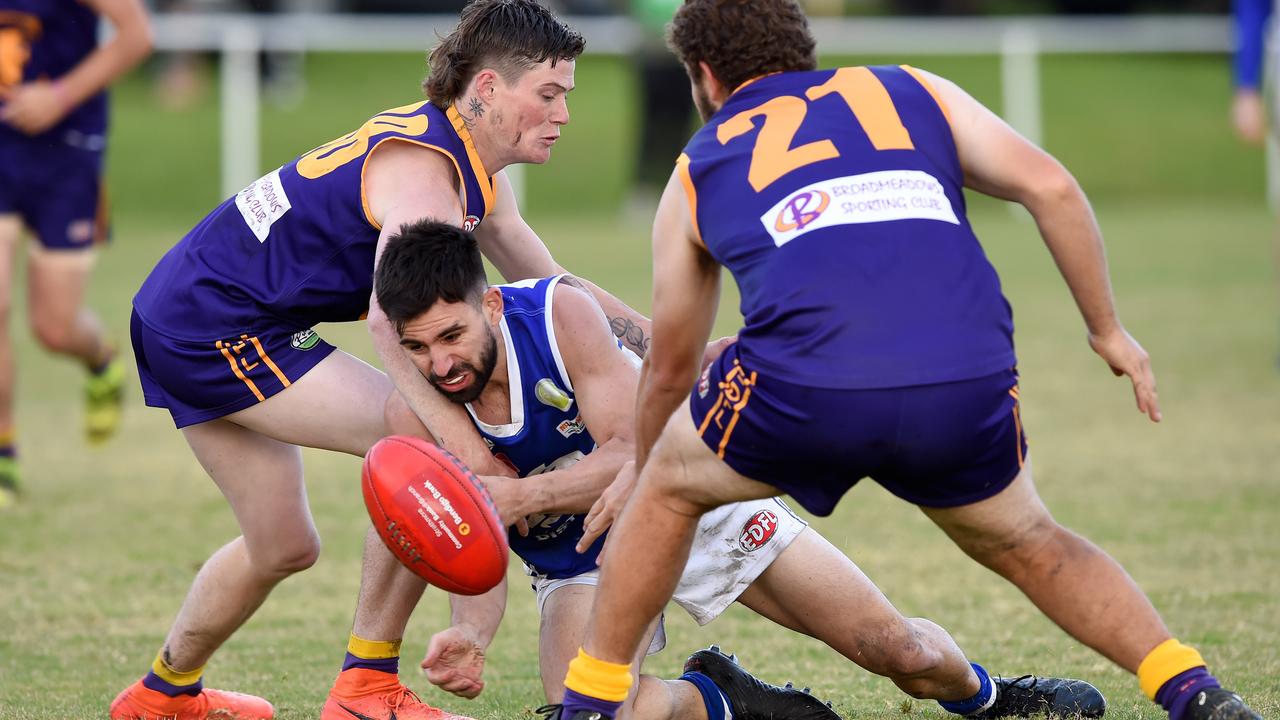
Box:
[641,453,714,516]
[854,618,946,689]
[30,313,74,353]
[252,533,322,577]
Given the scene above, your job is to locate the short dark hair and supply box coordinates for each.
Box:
[668,0,817,94]
[375,219,488,334]
[424,0,585,108]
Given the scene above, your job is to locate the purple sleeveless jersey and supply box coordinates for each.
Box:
[0,0,106,145]
[680,65,1016,390]
[133,101,495,340]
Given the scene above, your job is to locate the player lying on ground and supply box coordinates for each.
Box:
[113,3,653,719]
[553,3,1265,720]
[373,220,1107,720]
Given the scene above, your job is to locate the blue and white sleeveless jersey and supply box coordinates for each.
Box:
[466,275,613,579]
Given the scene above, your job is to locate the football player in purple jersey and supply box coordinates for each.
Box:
[0,0,151,507]
[553,3,1262,720]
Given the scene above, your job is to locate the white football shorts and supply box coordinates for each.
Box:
[526,498,807,654]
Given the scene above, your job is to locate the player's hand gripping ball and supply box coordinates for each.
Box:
[362,436,508,595]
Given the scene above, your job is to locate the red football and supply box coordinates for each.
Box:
[361,436,508,595]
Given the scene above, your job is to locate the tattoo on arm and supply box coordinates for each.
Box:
[610,316,651,357]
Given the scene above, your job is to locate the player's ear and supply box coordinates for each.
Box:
[481,286,503,325]
[472,68,498,104]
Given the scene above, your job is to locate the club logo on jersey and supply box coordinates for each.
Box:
[774,190,831,233]
[535,378,573,411]
[697,365,711,399]
[739,509,779,552]
[556,415,586,439]
[290,329,321,350]
[463,215,481,232]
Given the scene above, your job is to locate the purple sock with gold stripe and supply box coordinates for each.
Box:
[342,633,401,675]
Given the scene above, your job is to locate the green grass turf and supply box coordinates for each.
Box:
[0,51,1278,718]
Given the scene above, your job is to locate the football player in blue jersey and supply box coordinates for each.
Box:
[373,220,1105,720]
[1230,0,1280,365]
[114,3,655,720]
[553,3,1264,720]
[0,0,151,507]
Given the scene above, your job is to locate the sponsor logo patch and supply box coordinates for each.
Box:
[556,414,586,438]
[761,170,959,248]
[738,509,779,552]
[236,168,293,243]
[290,329,320,350]
[697,365,711,399]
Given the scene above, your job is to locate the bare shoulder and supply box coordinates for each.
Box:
[550,279,607,336]
[364,140,464,226]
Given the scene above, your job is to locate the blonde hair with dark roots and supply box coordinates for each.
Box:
[424,0,585,109]
[668,0,816,93]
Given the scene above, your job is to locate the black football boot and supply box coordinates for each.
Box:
[682,645,844,720]
[970,674,1107,718]
[1180,688,1263,720]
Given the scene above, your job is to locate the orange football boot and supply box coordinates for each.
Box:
[110,678,274,719]
[321,668,475,720]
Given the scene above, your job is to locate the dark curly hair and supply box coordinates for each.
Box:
[424,0,585,109]
[668,0,816,93]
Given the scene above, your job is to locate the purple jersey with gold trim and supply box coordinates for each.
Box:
[680,65,1014,390]
[133,102,494,339]
[0,0,106,144]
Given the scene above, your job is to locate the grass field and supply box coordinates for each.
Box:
[1,50,1278,719]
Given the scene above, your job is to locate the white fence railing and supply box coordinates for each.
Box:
[145,13,1234,201]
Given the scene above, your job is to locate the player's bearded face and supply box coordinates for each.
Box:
[428,324,499,405]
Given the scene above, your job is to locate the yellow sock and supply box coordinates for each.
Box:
[347,632,401,660]
[1137,639,1207,700]
[564,648,633,703]
[151,650,204,688]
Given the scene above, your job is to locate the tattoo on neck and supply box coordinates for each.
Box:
[469,97,485,119]
[610,317,651,357]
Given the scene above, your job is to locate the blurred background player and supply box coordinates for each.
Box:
[624,0,694,216]
[112,2,654,719]
[1230,0,1280,367]
[0,0,150,508]
[375,220,1107,720]
[556,2,1266,720]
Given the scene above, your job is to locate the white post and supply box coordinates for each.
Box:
[220,20,262,200]
[1001,22,1042,147]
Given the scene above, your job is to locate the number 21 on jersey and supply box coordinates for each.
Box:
[717,67,917,192]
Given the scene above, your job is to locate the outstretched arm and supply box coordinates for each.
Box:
[0,0,152,135]
[924,69,1159,422]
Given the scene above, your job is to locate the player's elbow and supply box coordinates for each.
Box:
[1021,158,1082,210]
[121,16,155,63]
